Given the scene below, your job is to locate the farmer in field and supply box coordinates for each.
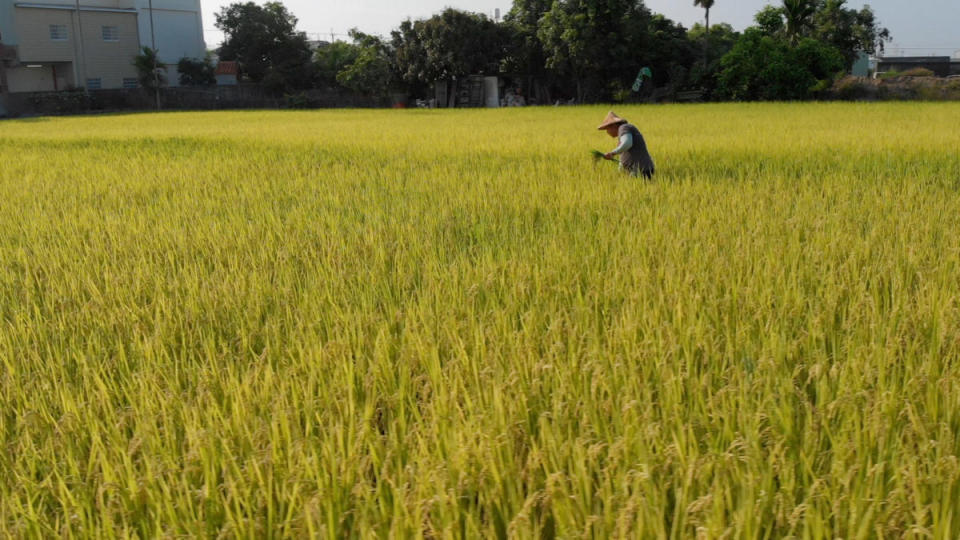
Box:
[599,111,655,179]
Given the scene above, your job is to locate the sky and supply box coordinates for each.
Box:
[200,0,960,58]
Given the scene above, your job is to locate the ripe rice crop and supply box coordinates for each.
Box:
[2,103,960,537]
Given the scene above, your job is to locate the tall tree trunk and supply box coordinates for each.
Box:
[703,8,710,68]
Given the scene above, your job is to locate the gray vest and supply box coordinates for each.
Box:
[618,124,655,176]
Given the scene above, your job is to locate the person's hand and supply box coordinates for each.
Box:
[604,152,615,161]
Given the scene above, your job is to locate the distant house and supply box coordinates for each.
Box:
[0,0,205,94]
[876,56,953,77]
[215,61,237,86]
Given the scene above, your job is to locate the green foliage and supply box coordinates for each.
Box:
[715,0,887,101]
[686,22,739,94]
[717,29,844,100]
[314,41,361,89]
[900,67,936,78]
[537,0,655,102]
[782,0,816,42]
[177,55,216,87]
[314,31,398,97]
[645,14,699,89]
[132,46,166,91]
[390,9,509,87]
[811,0,891,64]
[336,47,394,97]
[753,1,890,65]
[501,0,553,78]
[754,5,786,35]
[215,1,314,93]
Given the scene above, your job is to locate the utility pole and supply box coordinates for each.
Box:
[148,0,160,110]
[0,41,9,116]
[74,0,88,94]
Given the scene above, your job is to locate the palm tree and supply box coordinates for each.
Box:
[694,0,715,33]
[693,0,715,65]
[782,0,816,44]
[133,46,167,91]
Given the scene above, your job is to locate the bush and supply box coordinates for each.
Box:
[716,30,845,101]
[879,68,935,80]
[178,56,216,87]
[901,68,935,78]
[832,76,870,100]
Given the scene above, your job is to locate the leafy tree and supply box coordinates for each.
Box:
[537,0,654,102]
[811,0,890,65]
[644,14,698,90]
[215,2,314,93]
[716,28,844,100]
[754,5,786,36]
[314,41,361,89]
[687,22,739,94]
[336,47,393,97]
[334,29,397,97]
[390,9,509,92]
[133,47,166,90]
[753,1,890,65]
[177,55,216,86]
[501,0,553,99]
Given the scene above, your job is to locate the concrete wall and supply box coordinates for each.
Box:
[3,0,203,90]
[0,0,19,45]
[6,63,75,93]
[133,0,205,85]
[7,65,57,92]
[14,7,77,63]
[11,6,139,90]
[79,11,140,88]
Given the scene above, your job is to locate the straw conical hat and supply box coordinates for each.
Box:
[597,111,626,130]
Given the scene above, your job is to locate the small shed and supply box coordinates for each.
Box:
[215,61,238,86]
[851,52,870,77]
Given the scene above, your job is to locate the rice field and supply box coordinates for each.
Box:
[2,103,960,538]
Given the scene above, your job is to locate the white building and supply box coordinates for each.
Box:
[131,0,205,83]
[0,0,205,95]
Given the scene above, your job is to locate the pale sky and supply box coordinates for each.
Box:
[200,0,960,58]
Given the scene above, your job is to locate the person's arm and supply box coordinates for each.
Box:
[605,133,633,160]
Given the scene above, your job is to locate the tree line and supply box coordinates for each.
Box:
[181,0,890,103]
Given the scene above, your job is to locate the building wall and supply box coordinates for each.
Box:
[7,64,57,92]
[132,0,205,86]
[79,11,140,88]
[10,6,139,91]
[14,7,77,63]
[0,0,18,45]
[3,0,203,92]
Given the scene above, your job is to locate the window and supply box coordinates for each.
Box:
[49,25,68,41]
[122,78,138,89]
[101,26,119,42]
[86,78,102,90]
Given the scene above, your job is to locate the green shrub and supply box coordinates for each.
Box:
[901,67,936,78]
